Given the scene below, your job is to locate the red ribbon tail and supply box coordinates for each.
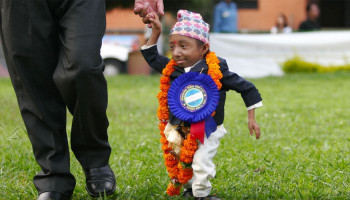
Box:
[190,121,205,144]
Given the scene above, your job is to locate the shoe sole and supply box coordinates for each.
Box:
[86,183,116,198]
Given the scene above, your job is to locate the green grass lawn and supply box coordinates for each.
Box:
[1,72,350,199]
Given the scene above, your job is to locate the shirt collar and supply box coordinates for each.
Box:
[184,60,203,73]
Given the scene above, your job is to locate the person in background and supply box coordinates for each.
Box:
[213,0,238,33]
[271,13,293,34]
[299,3,321,31]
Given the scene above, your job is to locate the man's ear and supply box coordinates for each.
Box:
[203,43,210,52]
[202,43,210,56]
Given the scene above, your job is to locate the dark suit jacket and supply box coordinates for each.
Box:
[141,45,262,126]
[299,19,320,31]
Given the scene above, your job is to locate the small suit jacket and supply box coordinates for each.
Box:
[141,45,262,126]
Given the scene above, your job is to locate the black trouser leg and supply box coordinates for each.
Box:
[53,0,111,169]
[0,0,75,195]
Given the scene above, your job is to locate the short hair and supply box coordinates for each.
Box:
[306,3,317,13]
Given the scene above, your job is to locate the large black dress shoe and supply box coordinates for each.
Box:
[37,192,71,200]
[83,165,116,197]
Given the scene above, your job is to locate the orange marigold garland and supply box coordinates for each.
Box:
[157,52,223,196]
[206,52,223,90]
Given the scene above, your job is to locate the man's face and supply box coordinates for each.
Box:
[309,4,320,20]
[169,34,207,68]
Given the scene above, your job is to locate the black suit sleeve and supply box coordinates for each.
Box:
[219,58,262,107]
[140,45,170,74]
[299,21,307,31]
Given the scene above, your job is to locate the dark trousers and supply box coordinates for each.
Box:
[0,0,111,196]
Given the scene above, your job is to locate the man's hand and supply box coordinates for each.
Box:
[146,13,161,32]
[134,0,164,25]
[248,109,260,139]
[248,119,261,139]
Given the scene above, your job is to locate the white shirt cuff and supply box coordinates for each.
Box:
[247,101,263,110]
[141,44,157,50]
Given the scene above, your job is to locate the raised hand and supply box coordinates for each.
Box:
[134,0,164,24]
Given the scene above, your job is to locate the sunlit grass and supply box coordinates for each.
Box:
[1,72,350,199]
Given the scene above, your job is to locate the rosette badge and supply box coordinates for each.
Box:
[168,72,219,143]
[181,85,207,112]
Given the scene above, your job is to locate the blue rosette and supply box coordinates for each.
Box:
[168,72,219,124]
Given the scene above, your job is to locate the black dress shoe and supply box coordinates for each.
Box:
[37,192,71,200]
[83,165,116,197]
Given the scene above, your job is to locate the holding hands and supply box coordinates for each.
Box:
[134,0,164,26]
[144,12,161,46]
[145,12,161,33]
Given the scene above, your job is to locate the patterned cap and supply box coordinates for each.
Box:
[170,10,210,44]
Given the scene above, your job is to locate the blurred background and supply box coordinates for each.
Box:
[1,0,349,77]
